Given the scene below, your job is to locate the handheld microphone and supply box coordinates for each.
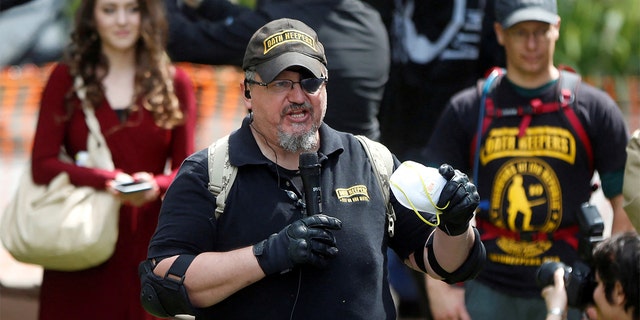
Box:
[299,152,322,216]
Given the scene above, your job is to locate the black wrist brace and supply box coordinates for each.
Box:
[426,227,486,284]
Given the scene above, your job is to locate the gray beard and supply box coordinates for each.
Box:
[278,125,319,152]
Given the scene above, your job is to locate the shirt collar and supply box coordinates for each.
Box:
[229,115,345,167]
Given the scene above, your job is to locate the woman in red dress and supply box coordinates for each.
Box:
[31,0,196,319]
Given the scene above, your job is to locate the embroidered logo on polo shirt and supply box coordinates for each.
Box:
[335,185,370,203]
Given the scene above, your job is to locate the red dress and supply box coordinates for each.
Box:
[31,63,196,320]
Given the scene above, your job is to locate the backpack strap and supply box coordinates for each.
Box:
[207,134,237,220]
[557,70,593,173]
[207,133,397,235]
[355,135,397,237]
[471,67,505,183]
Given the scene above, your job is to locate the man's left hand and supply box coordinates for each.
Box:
[436,164,479,236]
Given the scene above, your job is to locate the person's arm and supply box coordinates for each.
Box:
[398,164,482,320]
[31,64,119,188]
[425,276,470,320]
[152,214,342,308]
[404,165,484,282]
[541,268,568,320]
[426,228,476,278]
[610,194,635,234]
[153,247,264,306]
[421,228,476,320]
[588,86,633,234]
[623,130,640,232]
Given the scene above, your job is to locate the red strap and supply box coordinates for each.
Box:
[470,99,497,165]
[483,99,496,133]
[561,96,594,173]
[476,218,580,250]
[518,115,531,138]
[475,97,593,172]
[486,99,562,117]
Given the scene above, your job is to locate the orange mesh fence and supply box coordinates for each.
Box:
[0,62,246,164]
[584,75,640,132]
[1,63,638,166]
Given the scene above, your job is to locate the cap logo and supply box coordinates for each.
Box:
[263,29,317,54]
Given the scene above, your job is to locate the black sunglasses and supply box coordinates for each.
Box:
[245,78,327,94]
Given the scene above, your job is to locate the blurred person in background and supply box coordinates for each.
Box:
[31,0,196,319]
[362,0,504,162]
[163,0,389,141]
[623,129,640,232]
[421,0,634,319]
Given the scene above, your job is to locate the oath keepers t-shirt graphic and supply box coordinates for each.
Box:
[476,120,588,295]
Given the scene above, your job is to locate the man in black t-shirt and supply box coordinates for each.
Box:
[422,0,634,319]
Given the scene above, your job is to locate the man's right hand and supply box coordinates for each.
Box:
[253,214,342,275]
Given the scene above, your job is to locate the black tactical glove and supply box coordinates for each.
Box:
[436,164,480,236]
[253,214,342,275]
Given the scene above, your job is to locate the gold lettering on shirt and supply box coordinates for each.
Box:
[336,185,370,203]
[481,127,576,165]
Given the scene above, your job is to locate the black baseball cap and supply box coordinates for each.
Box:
[242,18,328,83]
[495,0,559,29]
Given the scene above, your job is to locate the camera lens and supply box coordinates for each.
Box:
[536,261,571,288]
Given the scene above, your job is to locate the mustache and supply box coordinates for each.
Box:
[281,103,312,116]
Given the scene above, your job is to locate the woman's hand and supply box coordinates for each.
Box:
[106,172,160,207]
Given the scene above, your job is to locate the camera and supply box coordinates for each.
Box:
[536,260,596,308]
[535,203,604,309]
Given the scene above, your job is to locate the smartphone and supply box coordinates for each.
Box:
[114,181,152,194]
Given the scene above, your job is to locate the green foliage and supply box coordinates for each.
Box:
[236,0,256,8]
[64,0,82,21]
[555,0,640,76]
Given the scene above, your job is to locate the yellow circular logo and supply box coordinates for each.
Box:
[489,158,562,233]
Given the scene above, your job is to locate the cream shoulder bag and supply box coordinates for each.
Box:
[0,77,121,271]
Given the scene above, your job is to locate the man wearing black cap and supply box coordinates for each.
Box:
[139,18,486,319]
[422,0,634,319]
[163,0,389,141]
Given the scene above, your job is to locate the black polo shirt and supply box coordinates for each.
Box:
[149,116,433,319]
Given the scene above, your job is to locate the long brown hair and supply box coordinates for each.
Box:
[64,0,183,129]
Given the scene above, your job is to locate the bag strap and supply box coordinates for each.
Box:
[74,76,115,170]
[208,134,396,237]
[354,135,397,237]
[207,134,237,220]
[556,71,593,173]
[471,67,505,183]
